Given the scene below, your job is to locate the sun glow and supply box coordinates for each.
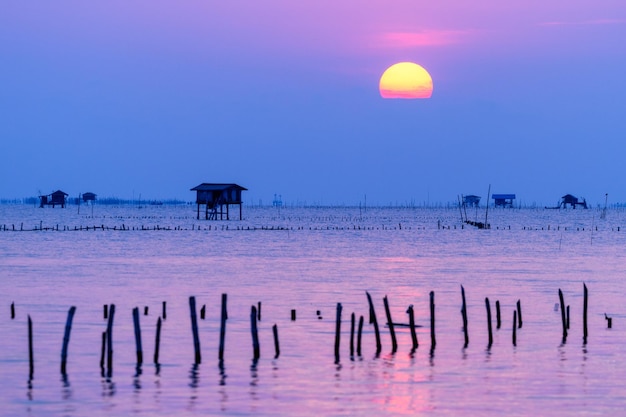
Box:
[379,62,433,99]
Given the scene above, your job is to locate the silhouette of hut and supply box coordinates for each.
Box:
[191,183,247,220]
[39,190,68,208]
[492,194,516,208]
[463,195,481,207]
[560,194,587,209]
[82,192,97,203]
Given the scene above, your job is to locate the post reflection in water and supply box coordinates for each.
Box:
[187,363,199,411]
[61,374,72,401]
[218,360,228,412]
[249,358,259,410]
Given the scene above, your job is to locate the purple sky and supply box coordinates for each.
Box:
[2,1,625,206]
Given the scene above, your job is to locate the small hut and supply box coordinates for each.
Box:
[492,194,516,208]
[463,195,481,207]
[39,190,68,208]
[191,183,247,220]
[82,192,97,203]
[560,194,587,209]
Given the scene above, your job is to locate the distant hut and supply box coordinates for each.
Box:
[560,194,587,209]
[39,190,68,208]
[82,192,97,203]
[463,195,481,207]
[191,183,247,220]
[492,194,516,208]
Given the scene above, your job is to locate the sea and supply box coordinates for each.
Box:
[1,203,625,416]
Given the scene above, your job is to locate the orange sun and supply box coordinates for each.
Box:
[379,62,433,99]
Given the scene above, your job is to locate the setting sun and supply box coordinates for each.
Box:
[379,62,433,99]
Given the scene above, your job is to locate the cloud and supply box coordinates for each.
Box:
[375,30,475,48]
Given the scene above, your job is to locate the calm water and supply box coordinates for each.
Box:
[1,204,626,416]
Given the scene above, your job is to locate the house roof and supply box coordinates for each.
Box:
[492,194,516,199]
[51,190,69,196]
[190,183,247,192]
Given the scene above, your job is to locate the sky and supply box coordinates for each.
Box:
[1,1,625,206]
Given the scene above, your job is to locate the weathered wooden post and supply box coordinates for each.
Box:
[100,331,106,371]
[350,312,355,357]
[154,317,162,364]
[461,285,469,348]
[558,289,567,343]
[189,296,201,364]
[132,307,143,365]
[495,300,501,329]
[106,304,116,377]
[291,309,296,321]
[162,301,167,320]
[430,291,436,350]
[583,283,588,344]
[516,300,523,328]
[257,302,262,321]
[334,303,342,363]
[219,293,228,360]
[365,292,382,355]
[485,298,493,348]
[11,302,15,319]
[60,306,77,374]
[272,324,280,359]
[357,315,364,356]
[512,310,517,346]
[383,296,397,353]
[28,315,34,380]
[407,305,418,351]
[251,305,260,360]
[200,305,206,320]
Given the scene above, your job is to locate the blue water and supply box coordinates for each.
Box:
[1,204,625,416]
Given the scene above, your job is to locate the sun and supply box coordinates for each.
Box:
[379,62,433,99]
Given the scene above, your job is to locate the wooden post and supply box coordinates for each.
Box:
[461,285,469,348]
[144,306,149,316]
[334,303,342,363]
[365,292,382,355]
[485,298,493,348]
[189,297,201,364]
[162,301,167,320]
[291,309,296,321]
[383,296,397,353]
[430,291,436,350]
[357,315,364,356]
[200,305,206,320]
[251,305,260,360]
[513,310,517,346]
[583,283,588,344]
[219,293,228,360]
[103,304,108,320]
[516,300,523,329]
[257,302,262,321]
[28,315,34,380]
[350,312,355,357]
[154,317,162,364]
[495,300,501,329]
[100,331,106,370]
[60,306,77,374]
[272,324,280,359]
[106,304,116,377]
[558,289,567,343]
[132,307,143,365]
[11,302,15,319]
[407,305,418,351]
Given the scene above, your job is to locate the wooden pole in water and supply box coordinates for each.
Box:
[162,301,167,320]
[219,293,228,360]
[272,324,280,359]
[100,331,106,370]
[558,289,567,343]
[11,302,15,319]
[583,283,588,344]
[334,303,342,362]
[106,304,116,377]
[60,306,76,374]
[350,312,355,357]
[103,304,108,320]
[383,296,397,353]
[430,291,436,350]
[132,307,143,365]
[154,317,162,364]
[461,285,469,348]
[516,300,523,329]
[251,305,260,360]
[200,305,206,320]
[495,300,501,329]
[28,315,34,380]
[357,315,364,356]
[365,292,382,355]
[485,298,493,348]
[257,302,262,321]
[512,310,517,346]
[189,297,201,364]
[407,305,418,351]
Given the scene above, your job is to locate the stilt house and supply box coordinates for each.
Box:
[191,183,247,220]
[39,190,68,208]
[492,194,516,208]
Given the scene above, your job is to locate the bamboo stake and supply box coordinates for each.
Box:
[219,293,228,360]
[383,296,397,353]
[365,292,382,355]
[189,297,201,364]
[132,307,143,365]
[334,303,342,363]
[251,305,260,360]
[60,306,76,374]
[461,285,469,348]
[485,298,493,348]
[430,291,436,350]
